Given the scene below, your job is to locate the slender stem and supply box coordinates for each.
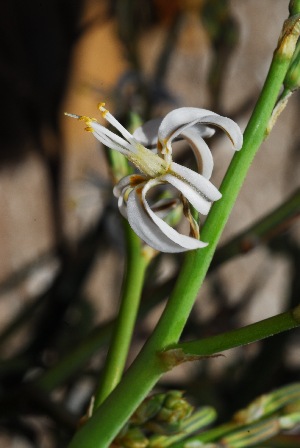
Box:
[163,305,300,360]
[93,221,149,409]
[68,13,299,448]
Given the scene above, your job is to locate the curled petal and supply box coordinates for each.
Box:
[113,175,132,198]
[158,107,218,144]
[127,180,208,253]
[114,174,148,219]
[133,116,215,149]
[194,115,243,150]
[117,194,128,219]
[169,162,222,204]
[180,127,214,179]
[161,174,210,215]
[113,176,132,218]
[113,174,147,198]
[158,107,243,152]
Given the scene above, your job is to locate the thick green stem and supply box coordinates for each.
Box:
[93,221,149,409]
[68,13,299,448]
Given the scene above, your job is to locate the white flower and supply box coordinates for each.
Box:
[65,104,243,253]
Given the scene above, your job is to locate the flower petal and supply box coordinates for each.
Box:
[194,115,243,150]
[158,107,218,144]
[133,116,215,150]
[113,174,148,218]
[158,107,243,152]
[113,174,147,198]
[127,180,208,253]
[133,118,163,148]
[161,175,209,215]
[169,162,222,204]
[180,126,214,179]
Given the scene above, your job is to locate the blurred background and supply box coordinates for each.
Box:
[0,0,300,446]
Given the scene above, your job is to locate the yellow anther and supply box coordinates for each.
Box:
[79,115,91,123]
[84,126,94,133]
[97,102,109,118]
[78,115,98,125]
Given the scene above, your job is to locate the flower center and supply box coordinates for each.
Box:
[129,143,168,178]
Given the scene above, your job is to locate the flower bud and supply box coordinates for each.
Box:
[115,427,149,448]
[131,393,166,425]
[149,407,217,447]
[146,391,194,435]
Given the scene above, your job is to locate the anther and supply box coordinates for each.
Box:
[97,102,108,118]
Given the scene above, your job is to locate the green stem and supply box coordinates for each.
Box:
[93,221,149,409]
[68,13,299,448]
[162,305,300,362]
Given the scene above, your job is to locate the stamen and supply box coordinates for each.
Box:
[181,195,200,239]
[98,102,108,118]
[97,102,135,142]
[65,104,169,177]
[64,112,98,124]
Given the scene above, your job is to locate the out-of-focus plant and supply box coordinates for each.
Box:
[1,1,300,447]
[108,384,300,447]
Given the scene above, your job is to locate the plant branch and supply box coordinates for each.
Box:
[160,305,300,367]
